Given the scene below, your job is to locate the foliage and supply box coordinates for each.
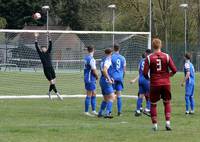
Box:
[0,0,46,29]
[0,17,7,28]
[0,0,199,51]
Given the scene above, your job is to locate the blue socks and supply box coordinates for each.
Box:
[117,96,122,113]
[98,101,107,115]
[146,99,151,110]
[85,95,97,112]
[106,101,113,116]
[185,95,190,112]
[85,96,91,112]
[185,95,195,112]
[91,96,96,111]
[189,95,195,111]
[136,97,143,111]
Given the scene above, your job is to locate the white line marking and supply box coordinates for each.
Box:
[0,94,137,99]
[120,121,128,124]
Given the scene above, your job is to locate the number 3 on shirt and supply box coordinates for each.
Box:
[156,59,162,71]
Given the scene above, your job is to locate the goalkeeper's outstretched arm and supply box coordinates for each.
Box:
[48,34,52,53]
[34,33,41,54]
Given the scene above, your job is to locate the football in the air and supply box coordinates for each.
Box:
[33,13,41,20]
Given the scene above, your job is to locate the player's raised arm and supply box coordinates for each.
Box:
[143,57,150,79]
[48,34,52,53]
[34,33,41,53]
[168,56,177,77]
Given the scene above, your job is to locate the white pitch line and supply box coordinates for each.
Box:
[0,94,138,100]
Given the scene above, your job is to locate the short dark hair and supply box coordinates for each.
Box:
[142,53,146,58]
[105,48,112,55]
[142,49,151,58]
[145,49,151,55]
[185,52,191,60]
[87,45,95,53]
[114,43,120,52]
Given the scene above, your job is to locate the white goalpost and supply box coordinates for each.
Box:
[0,29,151,35]
[0,29,150,99]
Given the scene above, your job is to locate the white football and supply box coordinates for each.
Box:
[33,13,41,20]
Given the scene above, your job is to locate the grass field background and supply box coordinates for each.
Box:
[0,71,139,96]
[0,71,199,142]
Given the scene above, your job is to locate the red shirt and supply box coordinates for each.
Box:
[143,51,177,86]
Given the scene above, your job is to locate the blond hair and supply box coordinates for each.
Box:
[152,38,162,49]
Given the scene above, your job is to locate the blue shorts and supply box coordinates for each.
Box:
[138,78,150,94]
[185,83,194,96]
[85,82,96,91]
[113,80,123,91]
[100,80,114,96]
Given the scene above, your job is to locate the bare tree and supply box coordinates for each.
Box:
[198,0,200,50]
[157,0,171,52]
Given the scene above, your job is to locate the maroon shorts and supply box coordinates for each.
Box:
[150,85,171,103]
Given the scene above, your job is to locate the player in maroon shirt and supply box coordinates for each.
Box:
[143,38,177,131]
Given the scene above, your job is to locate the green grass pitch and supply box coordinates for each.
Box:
[0,72,199,142]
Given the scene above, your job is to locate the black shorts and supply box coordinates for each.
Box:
[43,67,56,81]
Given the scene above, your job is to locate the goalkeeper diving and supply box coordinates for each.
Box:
[34,33,63,100]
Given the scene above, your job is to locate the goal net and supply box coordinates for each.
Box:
[0,29,150,97]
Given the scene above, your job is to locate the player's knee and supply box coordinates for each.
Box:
[92,92,96,96]
[116,91,121,96]
[86,91,93,96]
[145,94,150,100]
[163,100,170,104]
[151,102,157,105]
[185,94,190,98]
[109,93,115,101]
[103,96,109,102]
[138,94,144,98]
[50,79,55,84]
[189,95,194,100]
[109,97,114,102]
